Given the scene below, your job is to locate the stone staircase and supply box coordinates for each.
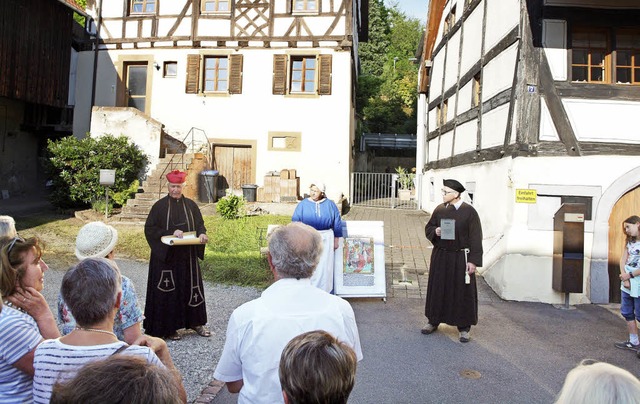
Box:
[118,153,208,223]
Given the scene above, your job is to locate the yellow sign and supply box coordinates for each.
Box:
[516,189,537,204]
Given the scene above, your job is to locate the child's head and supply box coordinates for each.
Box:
[623,216,640,243]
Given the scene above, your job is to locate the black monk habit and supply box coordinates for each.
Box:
[424,202,483,328]
[144,194,207,337]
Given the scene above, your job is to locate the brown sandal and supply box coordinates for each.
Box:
[192,325,212,337]
[166,332,182,341]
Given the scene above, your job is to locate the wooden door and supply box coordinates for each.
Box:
[124,62,148,113]
[213,145,252,196]
[608,186,640,302]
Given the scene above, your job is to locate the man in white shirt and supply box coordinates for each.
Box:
[213,222,363,404]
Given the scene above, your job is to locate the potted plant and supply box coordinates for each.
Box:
[395,166,415,201]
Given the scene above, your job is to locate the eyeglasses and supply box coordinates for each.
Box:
[441,189,457,196]
[7,236,24,253]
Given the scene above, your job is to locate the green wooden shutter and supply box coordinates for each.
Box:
[318,54,332,95]
[185,54,200,94]
[229,54,243,94]
[273,54,288,95]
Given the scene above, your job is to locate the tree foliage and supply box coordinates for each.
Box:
[46,134,148,208]
[357,1,423,135]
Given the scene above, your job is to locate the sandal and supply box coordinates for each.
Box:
[192,325,212,337]
[166,332,182,341]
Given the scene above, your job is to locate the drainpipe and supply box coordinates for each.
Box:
[90,0,104,112]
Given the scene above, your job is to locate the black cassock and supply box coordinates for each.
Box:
[424,202,483,328]
[143,195,207,337]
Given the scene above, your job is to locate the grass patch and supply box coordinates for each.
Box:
[16,213,291,288]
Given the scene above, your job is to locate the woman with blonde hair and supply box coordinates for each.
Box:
[0,236,59,401]
[555,360,640,404]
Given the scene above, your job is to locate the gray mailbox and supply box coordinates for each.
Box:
[552,203,586,294]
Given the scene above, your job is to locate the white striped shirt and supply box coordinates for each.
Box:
[0,306,42,403]
[32,338,163,403]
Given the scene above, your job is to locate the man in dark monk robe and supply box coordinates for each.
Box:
[421,179,483,343]
[144,170,211,340]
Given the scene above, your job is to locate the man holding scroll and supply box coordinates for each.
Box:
[144,170,211,340]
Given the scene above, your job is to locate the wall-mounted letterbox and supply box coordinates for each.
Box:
[552,203,586,293]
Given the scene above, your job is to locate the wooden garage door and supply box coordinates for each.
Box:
[213,145,252,196]
[608,186,640,302]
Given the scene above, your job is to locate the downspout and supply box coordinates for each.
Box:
[90,0,103,110]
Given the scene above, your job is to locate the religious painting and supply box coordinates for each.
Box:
[343,237,375,274]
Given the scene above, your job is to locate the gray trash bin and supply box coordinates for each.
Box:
[199,170,219,203]
[241,184,258,202]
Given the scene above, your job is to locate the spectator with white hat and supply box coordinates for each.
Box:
[58,221,144,344]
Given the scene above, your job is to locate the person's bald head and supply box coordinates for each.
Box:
[268,222,323,279]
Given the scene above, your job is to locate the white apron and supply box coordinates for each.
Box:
[310,229,335,293]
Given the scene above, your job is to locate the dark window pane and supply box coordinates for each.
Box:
[590,67,603,81]
[635,68,640,83]
[635,53,640,67]
[591,52,604,66]
[617,51,631,66]
[617,33,634,48]
[617,68,631,83]
[572,66,587,81]
[572,50,587,65]
[572,32,588,47]
[590,32,607,48]
[128,97,145,111]
[128,66,147,95]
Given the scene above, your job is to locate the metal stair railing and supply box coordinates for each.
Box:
[157,127,211,198]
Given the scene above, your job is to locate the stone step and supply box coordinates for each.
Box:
[133,192,159,201]
[121,205,152,216]
[126,198,156,208]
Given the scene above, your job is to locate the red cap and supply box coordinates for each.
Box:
[166,170,187,184]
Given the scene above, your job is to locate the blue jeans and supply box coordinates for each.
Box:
[620,290,640,322]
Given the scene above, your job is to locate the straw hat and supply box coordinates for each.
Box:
[75,222,118,260]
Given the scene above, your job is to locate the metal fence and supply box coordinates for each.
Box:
[350,172,419,210]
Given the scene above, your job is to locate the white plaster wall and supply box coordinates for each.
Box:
[563,99,640,143]
[420,155,640,304]
[428,108,437,133]
[198,19,232,34]
[75,47,353,200]
[539,98,560,141]
[444,31,461,92]
[159,17,193,37]
[438,130,454,160]
[459,5,483,76]
[484,0,519,52]
[482,42,518,100]
[457,80,473,115]
[479,103,509,148]
[428,138,439,162]
[542,19,567,81]
[430,51,446,99]
[453,119,477,155]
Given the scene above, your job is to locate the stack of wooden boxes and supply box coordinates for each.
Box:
[257,169,300,203]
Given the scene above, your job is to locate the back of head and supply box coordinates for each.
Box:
[75,221,118,260]
[50,355,181,404]
[555,360,640,404]
[268,222,323,279]
[279,330,357,404]
[0,216,16,238]
[61,258,122,327]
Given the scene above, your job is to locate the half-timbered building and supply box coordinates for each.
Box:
[73,0,369,201]
[417,0,640,304]
[0,0,87,199]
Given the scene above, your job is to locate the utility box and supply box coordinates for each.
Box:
[552,203,586,293]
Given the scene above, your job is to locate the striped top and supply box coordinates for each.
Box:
[0,306,42,403]
[32,338,163,403]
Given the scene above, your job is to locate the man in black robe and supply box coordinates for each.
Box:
[144,170,211,340]
[421,179,483,343]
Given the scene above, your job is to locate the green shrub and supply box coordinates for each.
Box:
[91,199,113,216]
[111,180,139,207]
[46,134,148,208]
[216,193,246,220]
